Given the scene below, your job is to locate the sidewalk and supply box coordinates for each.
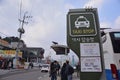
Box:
[41,72,80,80]
[0,69,9,75]
[72,72,80,80]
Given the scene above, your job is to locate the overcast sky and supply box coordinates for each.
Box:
[0,0,120,61]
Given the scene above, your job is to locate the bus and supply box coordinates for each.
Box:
[101,28,120,80]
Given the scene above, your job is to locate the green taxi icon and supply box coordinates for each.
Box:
[75,16,90,28]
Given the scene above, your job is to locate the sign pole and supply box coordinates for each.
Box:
[67,8,103,80]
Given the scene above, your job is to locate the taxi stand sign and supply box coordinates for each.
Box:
[67,8,103,80]
[69,12,97,37]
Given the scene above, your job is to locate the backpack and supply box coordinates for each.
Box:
[69,66,74,74]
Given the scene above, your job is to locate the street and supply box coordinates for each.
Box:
[0,69,50,80]
[0,68,80,80]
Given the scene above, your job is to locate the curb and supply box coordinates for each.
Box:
[0,69,9,75]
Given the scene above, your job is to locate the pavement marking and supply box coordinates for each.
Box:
[38,76,42,80]
[38,74,49,80]
[43,74,48,77]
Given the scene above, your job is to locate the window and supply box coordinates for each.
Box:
[110,32,120,53]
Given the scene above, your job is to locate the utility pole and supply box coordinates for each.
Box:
[13,12,32,68]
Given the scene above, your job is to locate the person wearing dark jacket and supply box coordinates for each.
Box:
[61,63,67,80]
[49,61,57,80]
[65,60,74,80]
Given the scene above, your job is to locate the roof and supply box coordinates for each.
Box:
[51,44,69,55]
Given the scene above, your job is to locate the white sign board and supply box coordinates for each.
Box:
[80,43,100,56]
[81,57,102,72]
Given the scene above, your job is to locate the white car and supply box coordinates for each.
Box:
[41,64,50,72]
[33,62,42,68]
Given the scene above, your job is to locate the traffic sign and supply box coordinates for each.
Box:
[67,8,103,80]
[68,12,97,36]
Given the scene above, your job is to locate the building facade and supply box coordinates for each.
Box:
[21,47,44,63]
[0,38,45,62]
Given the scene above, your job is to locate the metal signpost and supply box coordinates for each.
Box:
[67,8,103,80]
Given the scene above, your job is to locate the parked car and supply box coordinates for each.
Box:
[41,64,50,72]
[33,62,42,68]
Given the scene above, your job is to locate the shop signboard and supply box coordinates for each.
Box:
[0,50,22,58]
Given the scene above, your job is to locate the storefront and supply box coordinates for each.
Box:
[0,50,22,58]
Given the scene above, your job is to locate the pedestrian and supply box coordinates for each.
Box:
[118,60,120,80]
[0,60,2,69]
[61,63,67,80]
[65,60,74,80]
[76,63,80,77]
[11,61,13,69]
[1,59,5,69]
[49,61,57,80]
[29,62,33,69]
[31,62,33,69]
[56,61,61,76]
[8,60,12,69]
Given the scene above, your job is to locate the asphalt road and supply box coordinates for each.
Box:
[0,69,50,80]
[0,68,80,80]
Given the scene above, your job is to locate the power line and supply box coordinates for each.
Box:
[18,0,32,26]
